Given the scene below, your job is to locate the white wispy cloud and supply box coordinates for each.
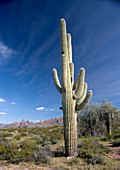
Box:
[36,107,54,111]
[36,107,45,111]
[49,109,54,111]
[0,112,6,115]
[0,98,6,102]
[11,102,16,105]
[0,41,15,65]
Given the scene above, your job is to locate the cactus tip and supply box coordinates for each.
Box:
[60,18,65,22]
[60,18,66,26]
[80,67,85,70]
[80,67,85,73]
[67,33,71,37]
[89,90,92,93]
[52,68,56,72]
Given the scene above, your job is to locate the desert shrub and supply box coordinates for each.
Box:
[113,133,120,139]
[7,127,17,132]
[49,127,63,141]
[9,139,39,162]
[99,136,109,141]
[53,145,65,157]
[17,127,29,134]
[102,145,112,154]
[78,139,111,155]
[78,139,110,165]
[19,139,37,150]
[32,146,52,165]
[51,139,58,144]
[21,132,28,137]
[0,132,5,138]
[112,130,120,139]
[112,138,120,147]
[0,131,13,138]
[14,134,22,140]
[0,125,64,164]
[41,139,52,147]
[78,101,120,137]
[68,157,81,166]
[0,138,19,160]
[86,154,106,165]
[31,136,42,144]
[0,136,52,164]
[53,164,69,170]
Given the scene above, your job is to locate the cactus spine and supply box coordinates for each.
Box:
[52,19,92,157]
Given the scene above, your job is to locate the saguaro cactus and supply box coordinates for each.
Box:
[52,18,92,157]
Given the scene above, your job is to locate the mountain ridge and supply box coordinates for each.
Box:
[0,117,63,128]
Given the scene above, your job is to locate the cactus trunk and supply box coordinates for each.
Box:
[107,113,112,137]
[52,18,92,157]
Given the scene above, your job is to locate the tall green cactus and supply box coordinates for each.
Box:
[52,18,92,157]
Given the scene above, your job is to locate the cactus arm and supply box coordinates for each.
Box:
[60,19,68,56]
[52,68,62,94]
[73,73,79,90]
[69,62,74,85]
[73,68,85,99]
[67,33,74,85]
[60,19,68,91]
[62,54,68,91]
[76,90,92,111]
[67,33,72,63]
[76,82,87,105]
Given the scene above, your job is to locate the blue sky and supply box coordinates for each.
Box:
[0,0,120,123]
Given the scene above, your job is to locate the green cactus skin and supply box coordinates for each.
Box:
[52,18,92,157]
[107,112,112,137]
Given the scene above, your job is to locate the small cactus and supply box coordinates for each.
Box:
[52,18,92,157]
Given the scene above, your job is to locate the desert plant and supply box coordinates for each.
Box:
[52,18,92,157]
[112,138,120,147]
[86,154,106,165]
[77,101,120,137]
[32,146,52,165]
[78,138,111,165]
[53,145,65,157]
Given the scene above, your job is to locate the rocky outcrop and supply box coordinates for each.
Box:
[0,117,63,128]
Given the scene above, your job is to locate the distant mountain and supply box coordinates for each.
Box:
[0,117,63,128]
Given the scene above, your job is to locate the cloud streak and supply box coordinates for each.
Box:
[36,107,45,111]
[36,107,54,111]
[0,112,6,115]
[11,102,16,105]
[0,41,15,65]
[0,98,6,102]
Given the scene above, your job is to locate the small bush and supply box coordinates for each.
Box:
[42,140,52,147]
[53,146,65,157]
[32,147,52,165]
[0,132,13,138]
[112,138,120,147]
[31,136,42,145]
[78,139,111,165]
[14,134,22,140]
[0,138,20,161]
[86,154,106,165]
[51,139,58,144]
[68,157,80,165]
[21,132,28,137]
[100,136,109,141]
[114,133,120,139]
